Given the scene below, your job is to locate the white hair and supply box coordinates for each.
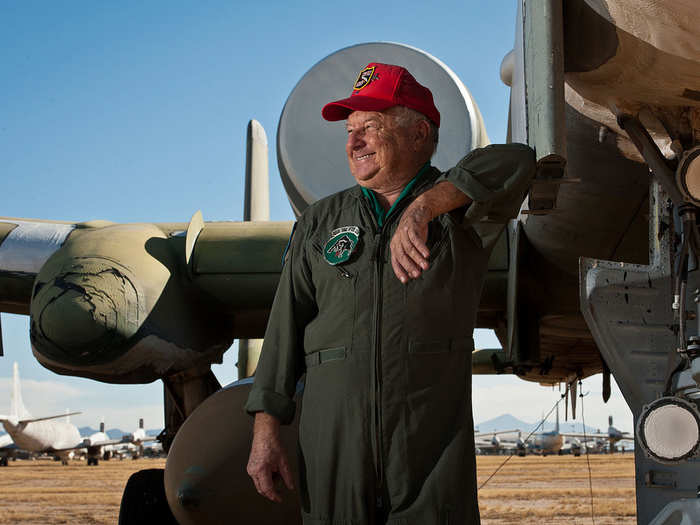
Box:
[386,106,439,155]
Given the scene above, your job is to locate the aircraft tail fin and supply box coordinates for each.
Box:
[139,418,144,429]
[10,362,31,420]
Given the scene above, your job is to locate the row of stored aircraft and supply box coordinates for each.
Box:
[475,409,632,456]
[0,362,154,465]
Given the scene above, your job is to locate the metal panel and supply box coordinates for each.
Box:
[511,0,567,211]
[0,220,75,274]
[580,181,700,523]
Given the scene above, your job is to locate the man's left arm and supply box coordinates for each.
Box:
[390,143,536,283]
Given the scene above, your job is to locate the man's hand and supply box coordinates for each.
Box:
[247,412,295,503]
[390,181,472,283]
[390,202,432,284]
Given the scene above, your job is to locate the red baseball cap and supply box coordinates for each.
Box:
[322,62,440,127]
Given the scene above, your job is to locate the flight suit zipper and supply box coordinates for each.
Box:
[361,181,431,512]
[372,230,385,496]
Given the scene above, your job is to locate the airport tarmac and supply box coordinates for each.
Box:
[0,454,635,524]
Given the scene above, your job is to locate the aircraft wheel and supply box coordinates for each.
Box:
[0,457,8,467]
[118,469,177,525]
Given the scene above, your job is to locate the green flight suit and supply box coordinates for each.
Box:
[246,143,536,525]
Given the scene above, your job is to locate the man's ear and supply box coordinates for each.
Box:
[413,119,431,151]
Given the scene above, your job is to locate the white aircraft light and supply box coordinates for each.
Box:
[637,397,700,463]
[676,146,700,205]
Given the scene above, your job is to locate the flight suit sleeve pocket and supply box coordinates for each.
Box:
[304,346,346,368]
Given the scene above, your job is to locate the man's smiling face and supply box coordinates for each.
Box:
[345,109,416,192]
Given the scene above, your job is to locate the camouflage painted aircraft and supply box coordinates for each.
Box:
[2,1,700,524]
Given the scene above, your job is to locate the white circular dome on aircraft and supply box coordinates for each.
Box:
[277,42,489,215]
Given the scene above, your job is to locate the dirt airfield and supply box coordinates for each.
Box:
[0,454,635,524]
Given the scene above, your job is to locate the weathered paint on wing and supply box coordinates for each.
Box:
[0,220,76,274]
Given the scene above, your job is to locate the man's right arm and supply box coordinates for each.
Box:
[244,216,317,502]
[247,412,295,503]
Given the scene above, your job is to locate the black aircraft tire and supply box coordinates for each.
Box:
[0,457,8,467]
[118,468,177,525]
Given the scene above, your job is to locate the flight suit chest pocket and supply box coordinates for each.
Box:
[302,240,358,355]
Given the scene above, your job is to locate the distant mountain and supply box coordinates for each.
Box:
[475,413,600,435]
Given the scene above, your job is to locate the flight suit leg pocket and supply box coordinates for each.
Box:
[405,338,472,483]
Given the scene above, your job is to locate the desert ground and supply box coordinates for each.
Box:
[0,454,635,524]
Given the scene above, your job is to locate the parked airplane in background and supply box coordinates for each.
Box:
[514,408,633,457]
[0,362,126,465]
[474,429,523,454]
[0,432,17,466]
[122,418,157,459]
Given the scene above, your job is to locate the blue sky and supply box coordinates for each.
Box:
[1,1,632,433]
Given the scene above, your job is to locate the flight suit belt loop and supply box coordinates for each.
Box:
[304,346,347,367]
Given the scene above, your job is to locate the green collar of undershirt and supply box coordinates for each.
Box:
[361,162,431,227]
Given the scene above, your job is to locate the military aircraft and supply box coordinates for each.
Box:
[2,1,700,524]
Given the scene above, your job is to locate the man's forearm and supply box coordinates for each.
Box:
[389,181,473,283]
[411,180,472,220]
[253,412,282,438]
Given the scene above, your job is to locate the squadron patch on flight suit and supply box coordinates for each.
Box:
[324,226,360,265]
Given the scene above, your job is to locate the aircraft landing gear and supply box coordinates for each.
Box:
[87,457,99,466]
[118,469,177,525]
[0,457,8,467]
[581,178,700,522]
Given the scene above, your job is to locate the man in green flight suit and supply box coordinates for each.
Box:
[246,62,536,524]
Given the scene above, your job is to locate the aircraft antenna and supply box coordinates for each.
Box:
[479,393,565,490]
[578,379,596,525]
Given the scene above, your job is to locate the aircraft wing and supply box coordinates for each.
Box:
[475,439,519,451]
[474,429,520,439]
[559,432,609,440]
[19,412,81,424]
[47,437,125,453]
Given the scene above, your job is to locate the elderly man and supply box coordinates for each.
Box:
[246,62,535,524]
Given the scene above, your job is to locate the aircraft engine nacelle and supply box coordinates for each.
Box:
[164,378,302,524]
[29,222,234,383]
